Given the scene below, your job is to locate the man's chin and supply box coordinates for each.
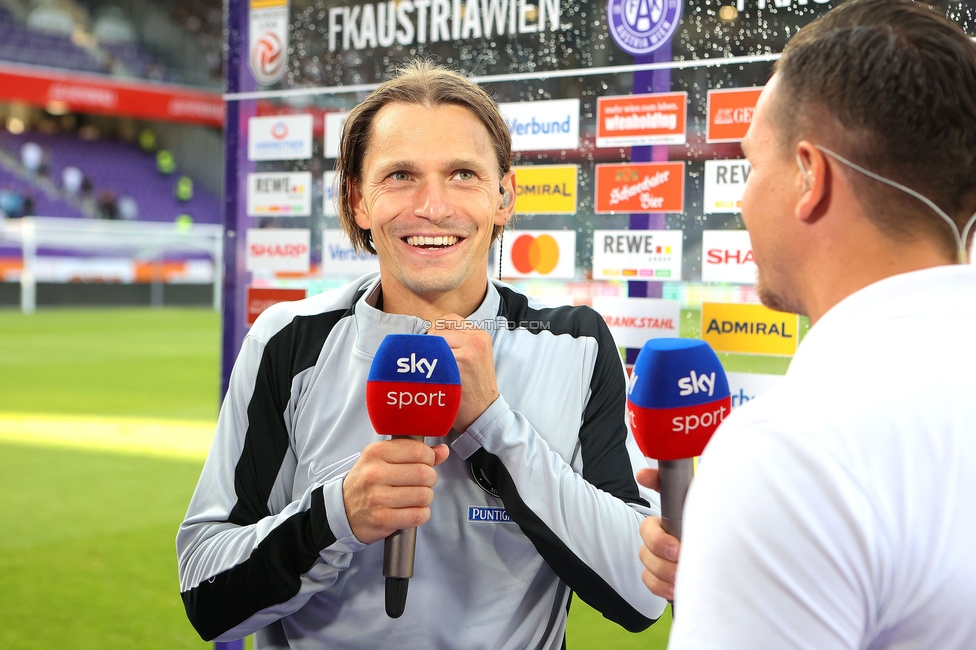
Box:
[756,282,802,317]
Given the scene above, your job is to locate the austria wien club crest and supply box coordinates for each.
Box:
[607,0,682,56]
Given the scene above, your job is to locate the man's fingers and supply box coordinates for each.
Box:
[636,467,660,492]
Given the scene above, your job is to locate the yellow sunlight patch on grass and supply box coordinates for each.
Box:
[0,411,215,460]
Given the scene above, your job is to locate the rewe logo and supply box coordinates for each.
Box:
[678,371,716,397]
[396,353,438,379]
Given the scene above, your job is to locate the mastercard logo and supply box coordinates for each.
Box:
[511,234,560,274]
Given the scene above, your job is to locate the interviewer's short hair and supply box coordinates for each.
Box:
[336,60,513,255]
[772,0,976,255]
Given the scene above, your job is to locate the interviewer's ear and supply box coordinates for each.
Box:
[795,141,826,223]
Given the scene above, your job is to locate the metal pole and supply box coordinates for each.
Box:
[21,218,36,315]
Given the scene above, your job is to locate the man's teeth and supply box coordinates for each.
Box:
[406,236,459,247]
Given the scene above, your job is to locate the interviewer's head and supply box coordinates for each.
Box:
[769,0,976,258]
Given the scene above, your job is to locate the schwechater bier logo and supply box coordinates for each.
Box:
[606,0,682,56]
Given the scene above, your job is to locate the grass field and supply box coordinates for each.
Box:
[0,306,672,649]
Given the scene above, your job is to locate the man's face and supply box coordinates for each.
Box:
[740,75,806,316]
[350,102,512,310]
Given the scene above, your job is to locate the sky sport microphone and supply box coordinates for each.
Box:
[626,338,731,541]
[365,333,461,619]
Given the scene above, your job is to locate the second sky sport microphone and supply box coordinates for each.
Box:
[365,333,462,619]
[627,338,731,541]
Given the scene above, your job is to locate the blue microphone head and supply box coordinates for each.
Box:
[627,338,731,460]
[366,334,462,437]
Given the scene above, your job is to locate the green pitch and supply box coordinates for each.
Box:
[0,307,672,649]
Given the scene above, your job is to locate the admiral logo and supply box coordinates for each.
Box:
[606,0,682,55]
[396,353,438,379]
[467,506,514,524]
[510,165,577,214]
[701,302,800,356]
[519,183,571,198]
[678,371,715,397]
[705,320,793,338]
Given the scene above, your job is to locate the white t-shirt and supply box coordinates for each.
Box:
[669,265,976,650]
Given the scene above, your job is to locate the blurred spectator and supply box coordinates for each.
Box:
[156,149,176,174]
[97,190,118,220]
[21,141,47,179]
[62,165,85,196]
[0,185,24,218]
[174,175,194,202]
[22,192,35,217]
[117,194,139,221]
[139,128,157,153]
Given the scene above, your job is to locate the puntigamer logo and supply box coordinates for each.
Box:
[606,0,682,56]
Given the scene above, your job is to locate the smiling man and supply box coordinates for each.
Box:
[178,60,670,648]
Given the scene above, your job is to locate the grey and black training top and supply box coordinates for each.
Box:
[177,273,667,649]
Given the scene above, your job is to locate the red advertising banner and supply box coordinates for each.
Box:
[0,63,224,127]
[706,87,763,143]
[594,161,685,214]
[246,286,307,326]
[596,92,687,147]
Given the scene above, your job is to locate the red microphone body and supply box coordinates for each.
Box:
[365,334,461,618]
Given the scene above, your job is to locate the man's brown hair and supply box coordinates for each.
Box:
[335,60,513,254]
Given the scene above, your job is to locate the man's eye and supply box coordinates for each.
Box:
[391,171,410,181]
[456,170,474,181]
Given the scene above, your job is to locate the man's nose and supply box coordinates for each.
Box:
[414,180,454,222]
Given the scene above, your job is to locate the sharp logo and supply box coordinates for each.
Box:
[396,353,438,379]
[678,371,716,397]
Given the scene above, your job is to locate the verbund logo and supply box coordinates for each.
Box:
[606,0,682,56]
[706,87,763,143]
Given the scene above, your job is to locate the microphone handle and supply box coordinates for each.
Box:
[659,458,695,541]
[383,434,425,618]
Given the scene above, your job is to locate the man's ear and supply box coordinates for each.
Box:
[495,170,516,227]
[795,141,828,224]
[349,178,370,230]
